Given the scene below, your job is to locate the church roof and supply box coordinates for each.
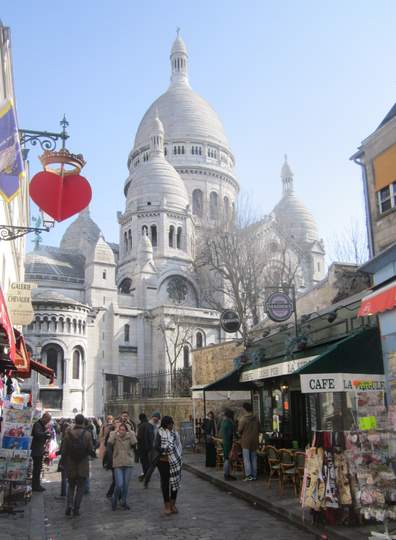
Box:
[273,193,319,245]
[32,289,87,308]
[25,245,85,283]
[132,37,230,153]
[60,208,101,252]
[377,101,396,131]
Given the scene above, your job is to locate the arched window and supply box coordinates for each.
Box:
[42,345,64,384]
[191,146,195,155]
[192,189,203,217]
[142,225,148,236]
[176,227,182,249]
[72,319,77,333]
[124,232,128,253]
[150,225,157,247]
[128,229,132,250]
[196,331,203,348]
[119,278,132,294]
[224,196,230,221]
[210,192,218,220]
[183,345,190,368]
[169,225,175,248]
[72,349,80,380]
[124,324,130,343]
[66,318,71,333]
[173,146,177,155]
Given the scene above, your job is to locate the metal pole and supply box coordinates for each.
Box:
[291,285,298,339]
[203,389,207,419]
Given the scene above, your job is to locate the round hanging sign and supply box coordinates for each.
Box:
[265,292,293,322]
[220,309,241,333]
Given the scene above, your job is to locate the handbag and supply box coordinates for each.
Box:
[229,442,240,463]
[102,443,113,470]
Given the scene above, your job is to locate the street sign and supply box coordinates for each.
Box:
[265,291,293,322]
[220,309,241,333]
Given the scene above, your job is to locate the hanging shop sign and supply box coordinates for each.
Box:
[29,148,92,222]
[220,309,241,333]
[265,291,293,322]
[0,99,24,203]
[240,355,318,382]
[7,282,36,326]
[300,373,385,393]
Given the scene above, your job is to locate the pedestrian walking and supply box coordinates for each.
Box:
[31,412,52,492]
[99,415,114,459]
[107,421,137,510]
[157,416,182,516]
[220,409,236,481]
[119,410,136,432]
[56,420,71,496]
[143,411,161,488]
[62,414,95,517]
[137,413,149,479]
[202,411,217,467]
[238,402,261,481]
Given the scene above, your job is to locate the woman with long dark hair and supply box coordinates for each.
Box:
[157,416,182,515]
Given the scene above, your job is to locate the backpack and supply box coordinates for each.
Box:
[68,430,88,462]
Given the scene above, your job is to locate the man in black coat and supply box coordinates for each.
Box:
[31,412,52,491]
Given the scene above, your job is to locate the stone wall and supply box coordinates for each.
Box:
[105,397,193,429]
[192,340,244,387]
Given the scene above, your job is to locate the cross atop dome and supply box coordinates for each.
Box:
[281,154,294,195]
[170,30,189,86]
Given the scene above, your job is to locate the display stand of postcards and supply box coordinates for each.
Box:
[0,393,33,515]
[345,394,396,539]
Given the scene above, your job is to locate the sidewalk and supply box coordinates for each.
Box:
[0,490,45,540]
[183,452,386,540]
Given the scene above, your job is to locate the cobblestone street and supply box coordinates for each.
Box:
[41,460,314,540]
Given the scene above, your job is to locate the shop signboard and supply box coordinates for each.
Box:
[265,291,293,322]
[220,310,241,333]
[239,355,318,382]
[179,421,195,448]
[300,373,385,393]
[7,282,36,325]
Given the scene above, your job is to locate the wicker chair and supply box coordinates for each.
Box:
[279,449,297,495]
[266,445,281,488]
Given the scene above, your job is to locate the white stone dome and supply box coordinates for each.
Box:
[127,114,189,211]
[132,35,230,154]
[273,156,319,245]
[60,207,101,252]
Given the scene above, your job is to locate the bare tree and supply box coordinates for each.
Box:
[328,219,368,266]
[195,210,303,340]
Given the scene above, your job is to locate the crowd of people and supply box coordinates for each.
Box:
[203,402,261,482]
[30,410,182,518]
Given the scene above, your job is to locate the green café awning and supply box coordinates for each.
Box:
[296,327,383,376]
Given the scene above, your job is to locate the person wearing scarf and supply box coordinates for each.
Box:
[157,416,182,516]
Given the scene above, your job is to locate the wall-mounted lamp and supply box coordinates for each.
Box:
[280,381,289,393]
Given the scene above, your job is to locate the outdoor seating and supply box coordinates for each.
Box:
[279,448,298,495]
[294,451,306,494]
[266,445,281,488]
[215,442,224,470]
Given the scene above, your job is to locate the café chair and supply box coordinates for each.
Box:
[279,449,297,495]
[294,451,306,494]
[266,445,281,488]
[215,443,224,470]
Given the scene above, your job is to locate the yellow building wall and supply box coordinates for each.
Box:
[373,144,396,190]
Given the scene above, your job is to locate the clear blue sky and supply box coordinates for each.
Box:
[2,1,396,255]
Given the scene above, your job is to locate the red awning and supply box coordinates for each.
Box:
[358,282,396,317]
[0,287,16,365]
[30,358,55,382]
[13,329,30,377]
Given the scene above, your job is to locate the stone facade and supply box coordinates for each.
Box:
[192,341,244,387]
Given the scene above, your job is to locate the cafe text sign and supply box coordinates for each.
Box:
[7,282,37,325]
[300,373,385,394]
[239,355,318,382]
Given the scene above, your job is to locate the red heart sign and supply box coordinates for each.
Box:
[30,170,92,222]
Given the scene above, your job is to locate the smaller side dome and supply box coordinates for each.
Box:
[89,234,115,265]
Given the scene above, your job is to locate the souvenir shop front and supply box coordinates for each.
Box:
[238,327,384,450]
[0,288,54,513]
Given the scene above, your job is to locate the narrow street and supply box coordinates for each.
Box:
[42,460,314,540]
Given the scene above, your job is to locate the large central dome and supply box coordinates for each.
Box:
[132,35,231,154]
